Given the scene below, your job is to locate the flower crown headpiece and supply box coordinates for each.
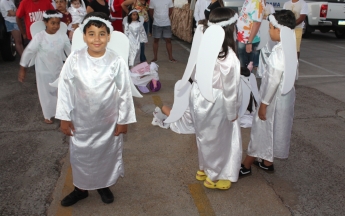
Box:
[128,9,140,16]
[43,12,63,19]
[207,13,238,27]
[268,14,284,29]
[79,16,114,33]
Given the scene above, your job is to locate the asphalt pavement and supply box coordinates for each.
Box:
[0,30,344,216]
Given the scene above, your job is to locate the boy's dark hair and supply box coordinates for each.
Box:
[203,7,237,59]
[127,10,140,25]
[43,10,61,22]
[272,10,296,30]
[82,12,111,34]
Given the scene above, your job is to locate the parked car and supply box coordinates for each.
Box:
[223,0,345,39]
[0,13,17,61]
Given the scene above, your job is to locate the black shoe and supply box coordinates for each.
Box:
[61,187,88,207]
[253,160,275,173]
[239,164,252,177]
[97,187,114,204]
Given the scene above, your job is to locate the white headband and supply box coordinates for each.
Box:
[79,16,114,33]
[268,14,284,29]
[208,13,238,27]
[128,9,140,16]
[43,12,63,19]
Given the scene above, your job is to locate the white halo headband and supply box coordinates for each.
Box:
[43,12,63,19]
[268,14,284,29]
[79,16,114,33]
[128,9,140,16]
[208,13,238,27]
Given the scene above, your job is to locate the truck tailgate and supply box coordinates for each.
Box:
[327,2,345,20]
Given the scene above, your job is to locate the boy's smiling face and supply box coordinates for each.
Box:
[83,25,110,57]
[269,23,281,42]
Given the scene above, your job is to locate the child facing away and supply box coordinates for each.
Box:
[68,0,87,39]
[283,0,308,59]
[56,12,136,207]
[153,8,242,190]
[18,10,71,124]
[239,10,297,177]
[124,9,148,67]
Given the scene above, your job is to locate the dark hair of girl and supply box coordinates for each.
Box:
[82,12,110,34]
[203,7,236,59]
[43,10,61,22]
[127,10,140,25]
[271,10,296,29]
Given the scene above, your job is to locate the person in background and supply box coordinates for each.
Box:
[204,0,223,20]
[86,0,110,17]
[55,0,73,28]
[68,0,87,39]
[149,0,176,63]
[0,0,24,56]
[194,0,211,25]
[16,0,55,40]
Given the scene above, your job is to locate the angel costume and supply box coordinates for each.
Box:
[247,42,296,162]
[157,24,242,182]
[55,47,136,190]
[20,30,71,120]
[124,20,148,67]
[68,5,87,28]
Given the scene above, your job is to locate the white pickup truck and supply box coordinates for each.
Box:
[223,0,345,39]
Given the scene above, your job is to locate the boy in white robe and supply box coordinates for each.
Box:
[240,10,297,177]
[56,12,136,206]
[18,10,71,124]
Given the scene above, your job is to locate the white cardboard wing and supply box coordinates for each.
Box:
[281,27,298,95]
[163,80,192,124]
[177,24,204,90]
[195,25,224,103]
[30,21,68,38]
[249,73,261,104]
[257,20,269,50]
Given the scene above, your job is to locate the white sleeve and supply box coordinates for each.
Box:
[55,54,76,121]
[300,1,308,15]
[194,1,200,22]
[2,1,14,12]
[63,34,71,56]
[168,0,173,8]
[20,35,40,67]
[139,25,148,43]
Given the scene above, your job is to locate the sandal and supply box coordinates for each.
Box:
[44,119,54,124]
[169,59,177,63]
[196,170,207,181]
[203,177,231,190]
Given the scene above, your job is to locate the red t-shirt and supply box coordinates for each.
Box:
[16,0,54,39]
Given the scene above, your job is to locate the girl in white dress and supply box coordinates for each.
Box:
[153,8,242,190]
[124,9,148,67]
[18,10,71,124]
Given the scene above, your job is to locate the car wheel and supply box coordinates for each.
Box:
[334,29,345,39]
[302,18,312,38]
[0,31,16,61]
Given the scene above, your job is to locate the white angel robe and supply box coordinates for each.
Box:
[124,21,148,66]
[20,30,71,120]
[247,42,295,162]
[55,48,136,190]
[170,48,243,182]
[68,6,86,26]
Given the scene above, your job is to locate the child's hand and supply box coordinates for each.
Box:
[18,67,26,82]
[258,103,268,120]
[114,124,127,136]
[60,120,75,136]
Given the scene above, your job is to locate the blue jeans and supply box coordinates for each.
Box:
[140,21,148,62]
[237,41,260,68]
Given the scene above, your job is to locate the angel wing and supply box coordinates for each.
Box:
[177,24,204,90]
[163,80,192,124]
[281,27,298,95]
[257,19,269,50]
[195,25,224,103]
[30,21,68,38]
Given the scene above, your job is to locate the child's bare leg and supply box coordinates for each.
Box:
[161,105,171,116]
[243,155,256,169]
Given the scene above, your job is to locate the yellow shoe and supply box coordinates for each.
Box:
[196,170,207,181]
[203,177,231,190]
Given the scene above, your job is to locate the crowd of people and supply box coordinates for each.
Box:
[0,0,307,208]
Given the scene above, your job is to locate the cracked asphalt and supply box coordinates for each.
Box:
[1,31,345,216]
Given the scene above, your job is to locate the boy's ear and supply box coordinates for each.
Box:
[83,34,86,42]
[107,33,110,42]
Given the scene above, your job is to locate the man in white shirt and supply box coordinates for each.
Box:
[194,0,211,24]
[149,0,176,62]
[283,0,308,58]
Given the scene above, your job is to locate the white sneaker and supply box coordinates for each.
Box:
[152,107,170,129]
